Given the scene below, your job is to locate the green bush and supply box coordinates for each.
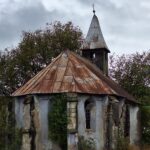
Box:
[9,128,22,150]
[115,135,129,150]
[141,106,150,145]
[48,94,67,150]
[78,136,96,150]
[0,96,22,150]
[115,128,130,150]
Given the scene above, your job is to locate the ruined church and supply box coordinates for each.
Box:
[12,10,140,150]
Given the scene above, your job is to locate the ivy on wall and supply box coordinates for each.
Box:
[141,106,150,144]
[0,96,22,150]
[48,94,67,150]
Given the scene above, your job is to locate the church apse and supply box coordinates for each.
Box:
[12,9,140,150]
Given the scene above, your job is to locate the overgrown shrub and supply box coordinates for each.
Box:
[48,94,67,150]
[9,128,22,150]
[0,96,22,150]
[141,106,150,145]
[78,136,96,150]
[115,135,129,150]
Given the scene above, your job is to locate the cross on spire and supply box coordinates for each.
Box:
[93,4,96,14]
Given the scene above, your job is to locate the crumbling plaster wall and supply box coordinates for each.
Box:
[68,133,78,150]
[15,97,24,128]
[129,105,140,146]
[15,95,54,150]
[77,95,140,150]
[15,94,140,150]
[67,93,78,150]
[77,94,109,150]
[35,95,51,150]
[107,98,126,149]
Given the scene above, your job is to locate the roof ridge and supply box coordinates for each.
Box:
[12,50,136,102]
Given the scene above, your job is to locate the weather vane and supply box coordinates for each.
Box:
[93,4,96,14]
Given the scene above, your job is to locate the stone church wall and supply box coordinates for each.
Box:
[15,94,140,150]
[15,95,55,150]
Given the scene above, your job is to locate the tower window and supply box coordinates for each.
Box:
[93,53,96,59]
[90,52,93,60]
[90,52,95,60]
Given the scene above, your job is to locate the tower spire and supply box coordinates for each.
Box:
[93,4,95,14]
[81,7,110,75]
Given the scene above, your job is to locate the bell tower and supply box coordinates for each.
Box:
[81,7,110,75]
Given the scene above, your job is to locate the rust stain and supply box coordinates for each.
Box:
[12,50,136,102]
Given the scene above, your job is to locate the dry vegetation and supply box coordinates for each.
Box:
[128,145,150,150]
[141,145,150,150]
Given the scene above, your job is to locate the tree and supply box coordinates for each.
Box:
[0,21,82,149]
[109,51,150,144]
[109,51,150,104]
[0,21,82,95]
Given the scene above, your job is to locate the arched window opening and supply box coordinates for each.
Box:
[85,108,91,129]
[90,52,93,60]
[124,104,130,137]
[93,53,96,59]
[85,100,95,130]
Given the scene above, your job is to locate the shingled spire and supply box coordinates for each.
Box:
[82,8,110,75]
[85,13,109,50]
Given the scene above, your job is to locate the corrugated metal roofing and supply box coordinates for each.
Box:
[12,50,136,102]
[82,14,109,52]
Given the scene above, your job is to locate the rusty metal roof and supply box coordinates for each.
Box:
[82,14,110,52]
[12,50,136,102]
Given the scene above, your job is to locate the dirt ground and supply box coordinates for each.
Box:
[129,145,150,150]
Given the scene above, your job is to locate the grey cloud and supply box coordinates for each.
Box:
[92,0,150,53]
[0,1,61,50]
[0,0,150,54]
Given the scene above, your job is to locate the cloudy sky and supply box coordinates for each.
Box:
[0,0,150,54]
